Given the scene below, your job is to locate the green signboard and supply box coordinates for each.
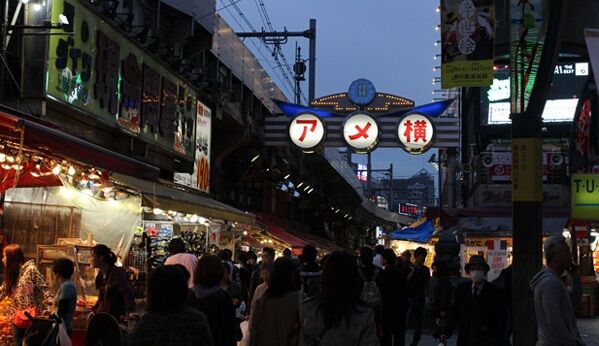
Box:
[572,174,599,220]
[46,0,196,160]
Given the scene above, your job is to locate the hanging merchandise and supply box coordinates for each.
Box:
[440,0,495,88]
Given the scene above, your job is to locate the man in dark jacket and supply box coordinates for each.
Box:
[247,247,275,308]
[441,255,506,346]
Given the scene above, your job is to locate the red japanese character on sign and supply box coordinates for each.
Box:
[348,122,372,140]
[289,114,325,152]
[404,120,413,142]
[296,119,317,142]
[397,113,434,154]
[413,120,428,143]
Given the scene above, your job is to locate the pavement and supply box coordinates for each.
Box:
[406,318,599,346]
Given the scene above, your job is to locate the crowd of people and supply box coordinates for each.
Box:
[0,235,587,346]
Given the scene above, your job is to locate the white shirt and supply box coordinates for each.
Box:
[373,254,383,269]
[165,253,199,288]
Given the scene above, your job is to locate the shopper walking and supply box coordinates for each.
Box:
[299,244,322,298]
[2,244,49,345]
[90,244,135,321]
[406,247,430,346]
[303,251,379,346]
[248,247,275,306]
[165,238,198,288]
[250,257,302,346]
[238,251,256,303]
[358,246,383,323]
[530,236,585,346]
[440,255,506,346]
[188,255,240,346]
[219,249,241,287]
[377,249,408,346]
[52,258,77,337]
[129,265,214,346]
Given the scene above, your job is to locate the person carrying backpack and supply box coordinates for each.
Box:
[358,247,383,336]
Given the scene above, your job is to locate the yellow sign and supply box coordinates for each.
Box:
[511,138,543,202]
[572,174,599,220]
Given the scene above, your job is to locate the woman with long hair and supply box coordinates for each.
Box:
[1,244,49,345]
[250,257,302,346]
[90,244,135,321]
[303,251,379,346]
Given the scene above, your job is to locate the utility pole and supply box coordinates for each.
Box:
[511,1,566,345]
[293,44,306,104]
[236,19,316,103]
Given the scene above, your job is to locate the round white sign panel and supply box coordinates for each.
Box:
[397,113,435,154]
[343,112,380,154]
[288,113,325,152]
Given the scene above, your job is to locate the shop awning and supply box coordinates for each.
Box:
[111,173,255,225]
[264,225,306,248]
[286,228,351,253]
[447,216,569,237]
[389,220,435,243]
[0,107,160,181]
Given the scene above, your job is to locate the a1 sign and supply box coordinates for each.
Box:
[288,113,326,153]
[343,112,380,154]
[397,113,434,154]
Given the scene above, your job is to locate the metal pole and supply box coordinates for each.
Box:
[367,152,372,199]
[294,43,301,104]
[0,0,9,103]
[308,19,316,103]
[511,1,566,345]
[389,164,393,212]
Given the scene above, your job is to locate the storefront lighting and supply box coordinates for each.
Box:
[1,164,11,170]
[153,208,163,215]
[344,214,349,218]
[335,209,340,214]
[32,3,43,11]
[562,229,570,239]
[303,185,310,192]
[20,0,30,3]
[591,229,599,238]
[198,216,206,224]
[6,156,14,163]
[67,166,76,176]
[250,154,260,163]
[0,154,5,162]
[268,239,273,244]
[82,189,94,196]
[243,231,248,236]
[284,174,291,180]
[307,188,314,194]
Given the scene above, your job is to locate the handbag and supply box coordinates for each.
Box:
[12,307,38,329]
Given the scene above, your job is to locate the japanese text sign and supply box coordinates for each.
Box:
[572,174,599,220]
[511,138,543,202]
[440,0,495,88]
[343,113,380,154]
[288,113,325,153]
[46,0,196,160]
[397,113,434,154]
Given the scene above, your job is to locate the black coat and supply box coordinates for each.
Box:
[376,265,408,331]
[188,289,240,346]
[444,280,506,346]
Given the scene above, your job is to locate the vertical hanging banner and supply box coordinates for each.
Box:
[512,138,543,202]
[510,0,546,114]
[440,0,495,88]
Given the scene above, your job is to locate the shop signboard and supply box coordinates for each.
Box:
[174,101,211,193]
[440,0,495,88]
[397,113,434,155]
[486,240,508,281]
[46,0,196,160]
[572,174,599,220]
[288,113,326,153]
[343,112,380,154]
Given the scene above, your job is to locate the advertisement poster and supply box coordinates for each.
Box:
[440,0,495,88]
[510,0,545,114]
[487,240,508,281]
[174,101,211,193]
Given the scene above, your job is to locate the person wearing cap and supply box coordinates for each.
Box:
[440,255,506,346]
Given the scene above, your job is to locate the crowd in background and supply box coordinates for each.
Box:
[0,235,587,346]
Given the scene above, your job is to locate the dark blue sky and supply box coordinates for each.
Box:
[220,0,440,181]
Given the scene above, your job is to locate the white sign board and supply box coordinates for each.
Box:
[343,113,379,153]
[397,113,434,154]
[174,101,212,192]
[289,113,325,152]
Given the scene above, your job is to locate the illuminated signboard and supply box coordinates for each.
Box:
[46,0,196,160]
[482,62,588,124]
[343,112,380,154]
[288,113,326,153]
[399,203,418,216]
[572,174,599,220]
[397,113,434,154]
